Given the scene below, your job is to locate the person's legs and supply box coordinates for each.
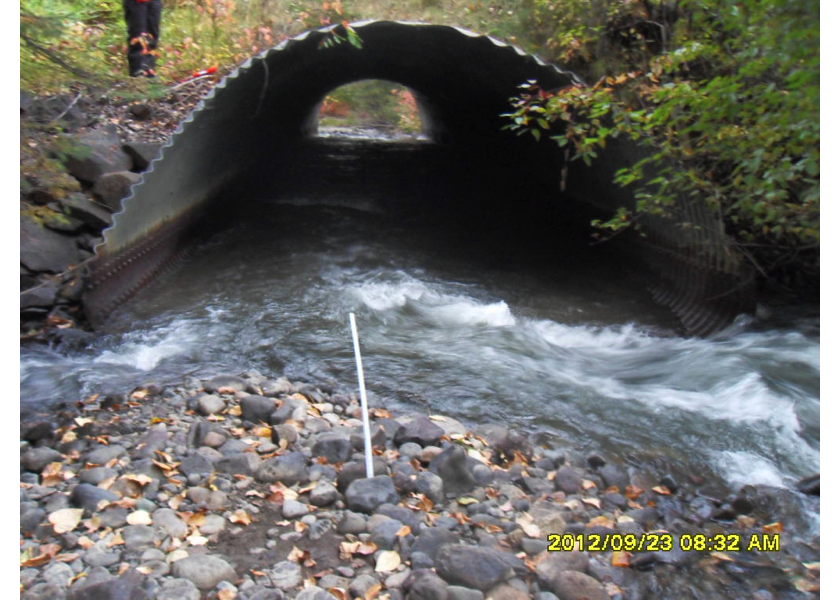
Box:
[123,0,156,77]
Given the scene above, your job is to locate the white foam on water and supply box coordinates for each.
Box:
[348,275,515,328]
[93,319,199,371]
[715,451,787,488]
[529,319,656,350]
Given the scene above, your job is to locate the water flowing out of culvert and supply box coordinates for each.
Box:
[22,134,819,546]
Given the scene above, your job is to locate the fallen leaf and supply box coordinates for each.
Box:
[395,525,411,537]
[458,497,479,506]
[364,582,383,600]
[710,552,735,562]
[582,479,597,490]
[762,522,783,534]
[127,511,152,525]
[229,510,252,526]
[611,551,632,568]
[217,386,237,395]
[328,588,348,600]
[20,543,60,567]
[78,536,95,549]
[586,515,615,529]
[218,589,238,600]
[125,474,153,487]
[651,486,671,496]
[515,514,541,538]
[429,415,447,422]
[49,508,84,534]
[187,534,208,546]
[74,417,93,426]
[625,485,644,499]
[793,577,820,593]
[375,550,401,572]
[582,497,601,509]
[136,565,153,575]
[287,546,311,563]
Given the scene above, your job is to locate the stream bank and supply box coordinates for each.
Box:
[20,369,820,599]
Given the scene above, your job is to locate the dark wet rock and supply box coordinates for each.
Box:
[256,452,309,484]
[71,483,120,514]
[61,127,133,183]
[659,474,679,494]
[92,171,142,211]
[21,508,46,535]
[376,503,425,533]
[394,417,445,447]
[545,571,609,600]
[21,280,61,310]
[732,495,754,515]
[311,433,354,463]
[309,481,339,506]
[215,452,261,476]
[241,395,277,424]
[553,467,583,494]
[435,544,524,591]
[587,454,607,469]
[337,459,389,493]
[411,527,458,561]
[67,567,148,600]
[204,375,248,394]
[429,445,476,496]
[171,554,238,590]
[446,587,483,600]
[392,461,417,493]
[415,471,444,504]
[20,217,81,274]
[476,424,532,460]
[122,142,162,172]
[406,570,449,600]
[346,475,399,513]
[796,474,819,496]
[58,193,112,229]
[598,464,630,490]
[155,578,200,600]
[21,446,62,472]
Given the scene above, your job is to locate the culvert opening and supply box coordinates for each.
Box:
[316,79,427,140]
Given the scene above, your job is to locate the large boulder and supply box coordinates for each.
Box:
[92,171,142,211]
[345,475,399,513]
[434,545,523,591]
[61,126,133,183]
[256,452,309,484]
[20,216,81,273]
[394,417,445,447]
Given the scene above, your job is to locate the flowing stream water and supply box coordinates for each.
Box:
[20,134,819,545]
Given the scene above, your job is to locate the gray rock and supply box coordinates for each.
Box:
[261,378,295,397]
[394,417,445,447]
[43,562,75,588]
[79,467,118,485]
[83,541,121,567]
[122,525,157,551]
[122,142,161,172]
[311,433,353,463]
[544,571,609,600]
[86,445,127,465]
[256,452,309,484]
[554,467,583,494]
[21,447,62,472]
[446,586,483,600]
[205,375,248,394]
[241,395,277,424]
[178,453,215,477]
[20,217,81,274]
[199,514,227,535]
[22,583,65,600]
[155,578,200,600]
[152,508,188,539]
[338,511,367,535]
[62,195,113,231]
[370,517,404,549]
[435,545,523,591]
[486,583,530,600]
[215,452,261,476]
[414,471,444,505]
[309,481,338,507]
[295,588,333,600]
[21,508,46,535]
[197,395,225,416]
[71,484,120,514]
[375,504,425,534]
[429,445,476,496]
[346,475,399,513]
[20,281,61,310]
[349,573,380,598]
[599,464,630,490]
[411,527,458,562]
[535,552,590,588]
[92,171,142,211]
[171,554,238,590]
[406,570,448,600]
[271,424,298,446]
[61,127,133,182]
[282,499,310,519]
[266,560,302,590]
[337,460,390,493]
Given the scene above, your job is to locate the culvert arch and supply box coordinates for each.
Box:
[84,20,754,334]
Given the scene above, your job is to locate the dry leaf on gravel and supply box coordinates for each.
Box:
[49,508,84,533]
[375,550,401,572]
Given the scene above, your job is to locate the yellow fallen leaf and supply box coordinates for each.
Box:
[78,536,95,549]
[651,486,671,495]
[364,583,383,600]
[218,589,238,600]
[458,497,479,505]
[611,551,632,568]
[187,535,208,546]
[328,588,348,600]
[74,417,93,426]
[229,510,252,526]
[375,550,401,572]
[762,522,783,534]
[395,525,411,537]
[126,511,152,525]
[49,508,84,534]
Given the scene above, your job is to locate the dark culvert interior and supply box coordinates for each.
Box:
[84,21,754,334]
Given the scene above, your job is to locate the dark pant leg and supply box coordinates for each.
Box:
[123,0,160,76]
